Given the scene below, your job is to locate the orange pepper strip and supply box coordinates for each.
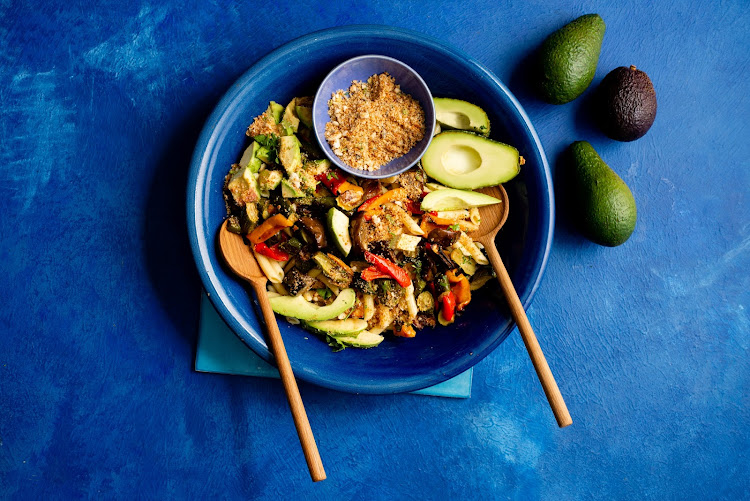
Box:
[248,214,293,244]
[447,269,471,310]
[338,182,364,195]
[394,324,416,338]
[358,188,407,212]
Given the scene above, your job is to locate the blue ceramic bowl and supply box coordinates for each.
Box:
[187,25,554,394]
[312,55,435,179]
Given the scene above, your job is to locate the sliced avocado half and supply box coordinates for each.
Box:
[270,288,356,321]
[421,131,520,189]
[278,135,302,173]
[433,98,490,136]
[421,188,502,211]
[303,318,368,337]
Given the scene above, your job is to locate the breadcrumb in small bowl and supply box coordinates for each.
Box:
[313,55,436,179]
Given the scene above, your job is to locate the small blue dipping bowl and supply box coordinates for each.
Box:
[313,55,435,179]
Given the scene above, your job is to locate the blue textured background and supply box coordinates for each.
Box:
[1,1,748,499]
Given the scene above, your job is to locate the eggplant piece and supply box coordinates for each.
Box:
[426,246,455,272]
[312,251,353,288]
[427,228,460,247]
[349,212,369,255]
[283,268,317,296]
[299,217,328,249]
[413,312,436,329]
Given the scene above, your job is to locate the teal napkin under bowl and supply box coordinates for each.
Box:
[195,293,472,398]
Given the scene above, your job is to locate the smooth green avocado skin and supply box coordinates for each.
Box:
[566,141,637,246]
[537,14,606,104]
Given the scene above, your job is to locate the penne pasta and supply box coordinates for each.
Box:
[271,282,288,296]
[363,294,376,321]
[458,232,489,265]
[469,207,481,225]
[436,209,470,221]
[404,284,419,320]
[253,250,285,283]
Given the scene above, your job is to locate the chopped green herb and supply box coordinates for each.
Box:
[449,223,461,231]
[316,288,332,300]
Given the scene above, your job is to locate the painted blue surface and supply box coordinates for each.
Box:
[312,54,436,178]
[0,1,748,499]
[187,25,554,394]
[195,293,472,398]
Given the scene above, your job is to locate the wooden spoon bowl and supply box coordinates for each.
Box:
[219,221,327,481]
[470,185,572,428]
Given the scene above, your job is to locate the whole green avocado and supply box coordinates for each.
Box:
[537,14,606,104]
[565,141,637,246]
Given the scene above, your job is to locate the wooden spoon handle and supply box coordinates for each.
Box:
[483,241,573,428]
[251,282,327,481]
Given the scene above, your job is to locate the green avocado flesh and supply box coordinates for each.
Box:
[270,288,356,321]
[433,98,490,136]
[421,131,520,189]
[334,330,384,348]
[304,318,368,336]
[421,188,501,211]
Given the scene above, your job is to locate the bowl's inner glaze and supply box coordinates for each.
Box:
[189,27,552,394]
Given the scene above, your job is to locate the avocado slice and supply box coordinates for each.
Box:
[433,98,490,136]
[227,165,260,205]
[536,14,606,104]
[280,98,300,134]
[295,105,313,128]
[278,135,302,174]
[280,178,305,198]
[565,141,636,246]
[238,141,264,173]
[326,207,352,256]
[258,169,283,192]
[333,330,384,349]
[270,288,356,321]
[303,318,368,337]
[421,188,502,212]
[421,131,520,189]
[266,101,284,124]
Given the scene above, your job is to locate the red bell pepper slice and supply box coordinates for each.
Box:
[253,242,289,262]
[360,266,391,281]
[441,291,456,322]
[364,251,411,287]
[316,169,347,195]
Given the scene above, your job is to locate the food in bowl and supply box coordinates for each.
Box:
[223,90,521,350]
[324,72,426,171]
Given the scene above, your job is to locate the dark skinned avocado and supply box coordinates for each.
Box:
[537,14,606,104]
[565,141,636,246]
[595,65,657,141]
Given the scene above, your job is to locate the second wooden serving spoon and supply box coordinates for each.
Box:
[470,185,573,428]
[219,221,326,481]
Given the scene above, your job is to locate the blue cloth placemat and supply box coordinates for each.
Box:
[195,292,472,398]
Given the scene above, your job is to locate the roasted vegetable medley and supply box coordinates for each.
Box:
[223,95,517,350]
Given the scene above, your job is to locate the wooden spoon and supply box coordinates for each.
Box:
[219,221,326,481]
[470,186,572,428]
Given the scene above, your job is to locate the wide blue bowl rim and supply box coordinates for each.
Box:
[187,25,554,394]
[312,54,436,178]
